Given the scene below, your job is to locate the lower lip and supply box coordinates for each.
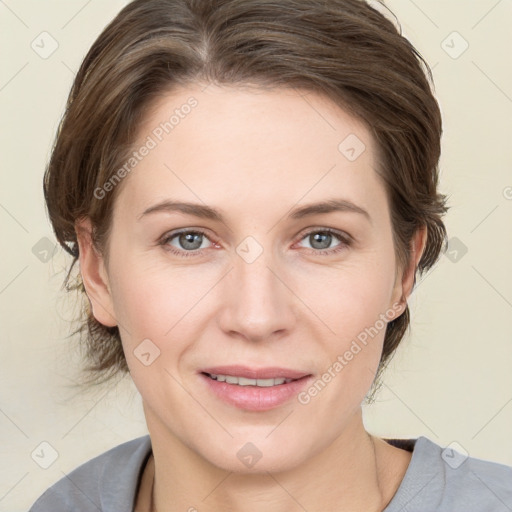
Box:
[199,373,313,411]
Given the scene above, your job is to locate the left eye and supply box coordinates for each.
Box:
[296,229,350,253]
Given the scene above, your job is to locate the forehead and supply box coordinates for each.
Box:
[114,84,387,222]
[138,83,371,153]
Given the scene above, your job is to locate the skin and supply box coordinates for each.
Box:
[76,84,427,512]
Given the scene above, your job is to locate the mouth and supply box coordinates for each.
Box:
[201,372,300,387]
[198,366,313,411]
[199,365,311,381]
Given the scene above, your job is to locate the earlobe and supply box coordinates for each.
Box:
[75,217,118,328]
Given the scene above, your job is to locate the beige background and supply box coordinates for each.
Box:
[1,0,511,510]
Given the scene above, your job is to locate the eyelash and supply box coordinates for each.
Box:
[159,228,352,258]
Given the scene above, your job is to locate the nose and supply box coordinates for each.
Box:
[216,246,297,343]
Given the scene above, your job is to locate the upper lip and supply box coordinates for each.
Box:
[200,365,311,380]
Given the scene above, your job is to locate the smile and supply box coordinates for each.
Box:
[199,371,313,411]
[205,372,295,386]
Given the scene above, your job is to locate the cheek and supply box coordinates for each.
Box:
[109,268,195,398]
[110,276,166,337]
[299,259,395,336]
[301,280,391,411]
[108,258,214,351]
[298,258,396,389]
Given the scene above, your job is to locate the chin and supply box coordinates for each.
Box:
[200,437,306,475]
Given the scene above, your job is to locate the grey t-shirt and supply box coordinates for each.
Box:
[29,435,512,511]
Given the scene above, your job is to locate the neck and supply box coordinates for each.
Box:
[146,407,391,512]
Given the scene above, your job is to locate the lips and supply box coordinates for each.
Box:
[199,369,314,411]
[198,365,311,380]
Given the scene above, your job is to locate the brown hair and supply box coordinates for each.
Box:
[44,0,449,399]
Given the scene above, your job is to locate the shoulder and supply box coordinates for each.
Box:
[385,436,512,512]
[28,435,152,512]
[439,441,512,511]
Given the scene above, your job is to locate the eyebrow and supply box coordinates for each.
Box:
[137,198,371,224]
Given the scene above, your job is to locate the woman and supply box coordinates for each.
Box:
[29,0,512,510]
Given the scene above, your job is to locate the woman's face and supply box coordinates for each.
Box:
[81,84,420,473]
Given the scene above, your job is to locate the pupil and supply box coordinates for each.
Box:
[312,232,331,250]
[180,233,202,250]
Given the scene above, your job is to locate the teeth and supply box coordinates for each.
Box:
[208,373,294,386]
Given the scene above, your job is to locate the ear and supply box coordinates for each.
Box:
[75,217,117,327]
[389,225,428,318]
